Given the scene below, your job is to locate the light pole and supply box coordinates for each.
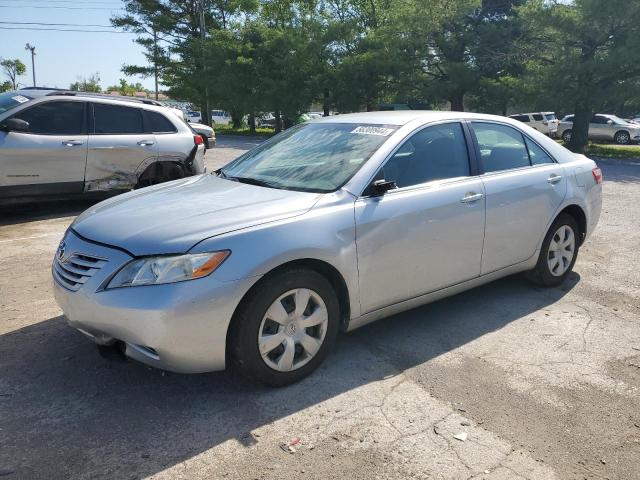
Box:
[25,43,36,87]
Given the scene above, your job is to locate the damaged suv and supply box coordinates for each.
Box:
[0,89,205,200]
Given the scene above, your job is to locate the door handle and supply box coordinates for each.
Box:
[460,192,484,203]
[62,140,83,146]
[547,174,562,184]
[137,140,155,146]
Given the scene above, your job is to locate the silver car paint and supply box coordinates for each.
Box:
[0,93,205,194]
[54,111,602,373]
[557,114,640,143]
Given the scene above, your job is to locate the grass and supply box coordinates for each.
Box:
[556,140,640,159]
[213,125,275,138]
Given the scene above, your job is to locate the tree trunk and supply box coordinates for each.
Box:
[568,104,591,153]
[231,111,242,129]
[449,92,464,112]
[248,113,256,134]
[275,111,282,133]
[323,89,330,116]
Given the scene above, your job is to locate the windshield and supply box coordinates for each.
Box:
[607,115,628,125]
[220,123,398,192]
[0,91,32,115]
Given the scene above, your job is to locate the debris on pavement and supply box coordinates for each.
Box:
[453,432,468,442]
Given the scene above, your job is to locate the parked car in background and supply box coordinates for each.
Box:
[509,112,559,137]
[257,112,276,128]
[185,110,201,123]
[166,107,216,149]
[211,109,232,126]
[54,111,602,386]
[629,117,640,125]
[0,89,205,201]
[558,114,640,144]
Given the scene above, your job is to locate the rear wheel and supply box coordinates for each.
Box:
[562,129,572,143]
[614,130,631,145]
[527,213,579,287]
[229,268,340,387]
[135,162,185,189]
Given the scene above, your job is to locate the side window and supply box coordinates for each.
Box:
[380,122,470,188]
[532,114,543,121]
[472,122,530,173]
[12,101,84,135]
[525,137,554,165]
[93,103,143,134]
[143,110,177,133]
[511,115,529,123]
[591,115,609,124]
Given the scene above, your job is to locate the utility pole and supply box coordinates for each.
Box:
[24,43,36,87]
[199,0,210,125]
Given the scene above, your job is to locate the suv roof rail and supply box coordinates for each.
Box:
[44,90,164,106]
[20,86,66,91]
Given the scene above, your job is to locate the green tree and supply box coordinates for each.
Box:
[1,59,26,90]
[0,80,13,93]
[106,79,147,96]
[69,73,102,93]
[520,0,640,152]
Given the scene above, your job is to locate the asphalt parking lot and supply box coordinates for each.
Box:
[1,136,639,480]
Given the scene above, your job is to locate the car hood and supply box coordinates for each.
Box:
[71,174,322,256]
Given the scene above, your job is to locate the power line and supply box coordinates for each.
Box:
[0,21,115,28]
[0,26,134,33]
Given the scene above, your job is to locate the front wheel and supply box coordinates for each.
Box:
[562,129,572,143]
[527,213,579,287]
[229,268,340,387]
[614,131,631,145]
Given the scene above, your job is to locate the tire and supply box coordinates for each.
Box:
[527,213,580,287]
[561,129,572,143]
[135,162,185,189]
[229,268,340,387]
[614,130,630,145]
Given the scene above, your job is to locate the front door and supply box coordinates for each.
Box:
[470,121,567,274]
[355,122,486,313]
[85,102,158,191]
[0,100,87,196]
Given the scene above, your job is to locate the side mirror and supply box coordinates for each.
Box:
[2,118,30,132]
[607,120,614,125]
[371,179,397,195]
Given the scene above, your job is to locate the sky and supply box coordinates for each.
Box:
[0,0,155,91]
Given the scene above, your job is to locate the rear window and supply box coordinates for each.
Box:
[143,110,177,133]
[544,113,557,121]
[93,103,143,134]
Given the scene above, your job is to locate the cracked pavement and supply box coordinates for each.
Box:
[0,138,639,479]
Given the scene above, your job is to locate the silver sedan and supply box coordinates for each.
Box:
[53,111,602,386]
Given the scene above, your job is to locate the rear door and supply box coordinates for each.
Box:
[85,102,158,191]
[0,100,87,196]
[590,115,612,140]
[470,121,567,274]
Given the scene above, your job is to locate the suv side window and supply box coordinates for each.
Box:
[93,103,143,134]
[591,115,609,124]
[511,115,530,123]
[143,110,177,133]
[472,122,530,173]
[11,101,84,135]
[532,114,544,121]
[380,122,470,188]
[524,137,554,165]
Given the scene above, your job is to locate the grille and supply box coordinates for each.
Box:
[53,253,107,291]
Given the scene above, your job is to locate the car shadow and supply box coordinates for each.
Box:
[0,192,120,227]
[0,272,578,479]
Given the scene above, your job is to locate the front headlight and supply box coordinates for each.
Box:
[107,250,230,289]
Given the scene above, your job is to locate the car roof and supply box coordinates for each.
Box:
[17,88,163,107]
[316,110,518,126]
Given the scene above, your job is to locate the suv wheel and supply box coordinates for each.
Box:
[527,213,579,287]
[229,268,340,387]
[614,131,630,145]
[562,130,572,143]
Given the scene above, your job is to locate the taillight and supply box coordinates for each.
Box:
[592,167,602,184]
[194,134,204,146]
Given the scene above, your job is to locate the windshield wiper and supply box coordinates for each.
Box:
[221,173,280,189]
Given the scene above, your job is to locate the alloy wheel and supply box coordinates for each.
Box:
[615,132,630,144]
[258,288,328,372]
[547,225,575,277]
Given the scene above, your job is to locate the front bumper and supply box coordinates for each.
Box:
[52,230,258,373]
